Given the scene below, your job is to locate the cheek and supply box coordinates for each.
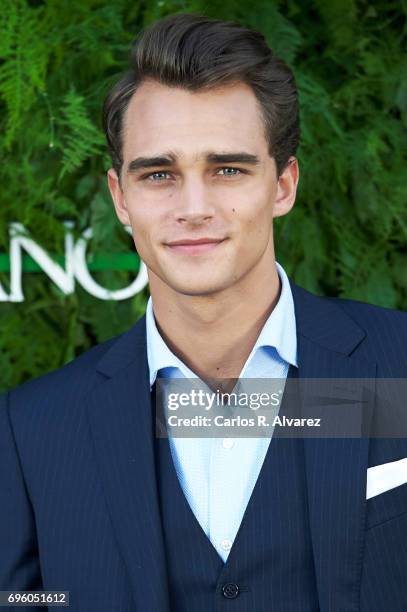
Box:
[242,217,272,252]
[125,192,158,233]
[232,200,274,262]
[233,196,274,238]
[226,180,273,218]
[126,208,157,259]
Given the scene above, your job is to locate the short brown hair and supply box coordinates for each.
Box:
[102,13,300,178]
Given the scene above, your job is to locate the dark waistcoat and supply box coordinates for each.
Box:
[153,368,320,612]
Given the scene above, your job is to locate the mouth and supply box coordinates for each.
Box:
[164,237,227,255]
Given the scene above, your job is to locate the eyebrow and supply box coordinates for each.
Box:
[127,151,260,173]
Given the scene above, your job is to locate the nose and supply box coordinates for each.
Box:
[175,175,215,226]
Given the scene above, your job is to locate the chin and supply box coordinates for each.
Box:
[169,278,230,297]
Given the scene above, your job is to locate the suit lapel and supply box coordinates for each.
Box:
[290,282,376,611]
[85,317,170,612]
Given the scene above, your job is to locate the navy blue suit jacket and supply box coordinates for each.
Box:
[1,281,407,611]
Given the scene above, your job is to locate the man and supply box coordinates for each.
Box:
[1,12,407,612]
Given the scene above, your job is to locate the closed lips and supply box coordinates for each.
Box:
[164,237,227,254]
[165,238,225,246]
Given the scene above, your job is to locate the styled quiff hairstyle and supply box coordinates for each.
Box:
[102,13,300,179]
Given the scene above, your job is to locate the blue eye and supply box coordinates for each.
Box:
[217,167,241,176]
[147,171,171,181]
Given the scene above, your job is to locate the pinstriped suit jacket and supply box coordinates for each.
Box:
[1,280,407,611]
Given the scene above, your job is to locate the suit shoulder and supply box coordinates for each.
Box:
[5,332,123,412]
[5,311,147,421]
[326,296,407,371]
[327,295,407,333]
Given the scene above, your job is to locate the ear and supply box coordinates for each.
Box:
[272,157,299,218]
[107,168,131,226]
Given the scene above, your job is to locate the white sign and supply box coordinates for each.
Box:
[0,222,148,302]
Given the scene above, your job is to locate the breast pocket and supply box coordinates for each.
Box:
[361,484,407,611]
[366,481,407,530]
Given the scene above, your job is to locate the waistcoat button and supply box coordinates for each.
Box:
[222,583,240,599]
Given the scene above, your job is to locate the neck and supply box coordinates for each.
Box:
[149,255,281,388]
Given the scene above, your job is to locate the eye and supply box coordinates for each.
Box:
[216,167,243,177]
[145,171,172,182]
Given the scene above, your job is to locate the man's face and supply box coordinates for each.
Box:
[108,79,298,297]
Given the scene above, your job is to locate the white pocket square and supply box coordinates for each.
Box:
[366,458,407,500]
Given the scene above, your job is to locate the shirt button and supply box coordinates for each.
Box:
[221,538,233,551]
[222,438,234,449]
[222,583,240,599]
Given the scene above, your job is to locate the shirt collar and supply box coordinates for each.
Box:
[146,261,297,389]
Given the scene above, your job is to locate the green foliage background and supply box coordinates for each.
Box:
[0,0,406,391]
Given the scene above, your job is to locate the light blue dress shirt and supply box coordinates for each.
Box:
[146,262,298,562]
